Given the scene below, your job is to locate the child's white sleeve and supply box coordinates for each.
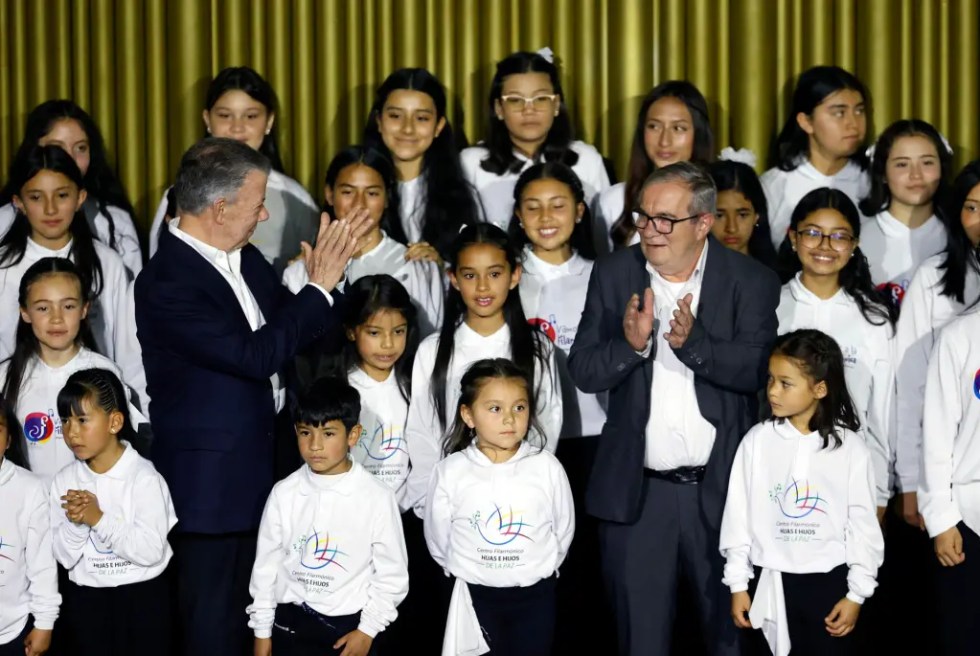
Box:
[49,477,90,569]
[551,458,575,568]
[247,488,285,639]
[281,260,310,294]
[844,444,885,604]
[92,470,176,567]
[99,252,128,361]
[423,463,452,571]
[358,491,410,638]
[103,205,144,278]
[535,342,564,453]
[719,436,754,593]
[116,280,151,419]
[893,275,937,493]
[865,334,897,507]
[26,481,61,630]
[405,342,442,515]
[918,333,964,537]
[411,260,444,337]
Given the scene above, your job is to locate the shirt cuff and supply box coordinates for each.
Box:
[635,336,653,358]
[305,283,335,305]
[845,591,866,605]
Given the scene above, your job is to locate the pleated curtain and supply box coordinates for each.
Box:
[0,0,976,237]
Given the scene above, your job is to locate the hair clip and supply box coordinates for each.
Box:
[718,147,757,168]
[536,47,555,64]
[939,132,954,155]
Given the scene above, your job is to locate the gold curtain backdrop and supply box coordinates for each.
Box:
[0,0,976,235]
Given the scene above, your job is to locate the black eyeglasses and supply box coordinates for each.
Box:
[631,208,701,234]
[794,228,856,252]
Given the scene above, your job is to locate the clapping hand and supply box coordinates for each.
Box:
[624,288,655,352]
[301,209,374,291]
[664,293,695,349]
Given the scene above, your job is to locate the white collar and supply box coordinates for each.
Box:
[76,441,138,483]
[521,246,591,277]
[169,217,243,274]
[645,238,709,284]
[26,237,73,258]
[787,272,851,307]
[299,458,360,496]
[456,321,510,347]
[462,439,532,467]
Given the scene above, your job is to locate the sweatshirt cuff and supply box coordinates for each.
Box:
[925,507,964,539]
[728,582,749,594]
[93,513,119,544]
[896,475,918,494]
[846,591,866,605]
[357,620,381,639]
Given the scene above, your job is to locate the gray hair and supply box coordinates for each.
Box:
[638,161,717,216]
[173,138,271,215]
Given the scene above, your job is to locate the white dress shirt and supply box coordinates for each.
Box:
[641,241,716,470]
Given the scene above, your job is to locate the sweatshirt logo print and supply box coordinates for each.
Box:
[24,412,54,443]
[528,317,557,343]
[0,536,16,562]
[299,529,348,571]
[470,504,534,546]
[358,422,407,461]
[974,368,980,400]
[770,479,828,519]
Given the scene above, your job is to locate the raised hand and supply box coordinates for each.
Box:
[624,288,655,352]
[664,293,695,349]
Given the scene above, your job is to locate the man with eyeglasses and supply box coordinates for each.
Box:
[568,161,781,656]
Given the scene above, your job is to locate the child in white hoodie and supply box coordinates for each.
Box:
[425,358,574,656]
[720,329,884,656]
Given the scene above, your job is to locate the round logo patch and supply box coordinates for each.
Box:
[527,318,557,343]
[23,412,54,443]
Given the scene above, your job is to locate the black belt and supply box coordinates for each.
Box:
[644,465,706,485]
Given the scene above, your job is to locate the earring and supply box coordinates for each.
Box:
[206,127,212,134]
[265,129,271,135]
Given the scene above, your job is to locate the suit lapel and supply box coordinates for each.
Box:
[697,237,726,334]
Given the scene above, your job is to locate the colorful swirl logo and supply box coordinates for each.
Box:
[527,318,557,343]
[23,412,54,444]
[0,536,16,562]
[974,368,980,400]
[300,529,348,571]
[772,479,828,519]
[358,423,407,462]
[474,504,534,546]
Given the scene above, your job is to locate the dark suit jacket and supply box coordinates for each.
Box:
[568,236,780,529]
[135,227,338,534]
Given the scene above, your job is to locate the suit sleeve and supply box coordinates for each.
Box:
[136,280,332,382]
[568,260,649,393]
[673,266,780,394]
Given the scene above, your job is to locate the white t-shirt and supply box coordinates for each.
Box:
[860,210,947,307]
[460,141,610,230]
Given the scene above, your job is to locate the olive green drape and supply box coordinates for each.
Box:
[0,0,977,238]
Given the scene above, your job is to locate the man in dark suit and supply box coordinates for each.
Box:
[569,162,780,655]
[135,138,369,655]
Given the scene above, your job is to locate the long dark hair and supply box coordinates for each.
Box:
[443,358,543,456]
[708,160,778,267]
[0,145,105,298]
[1,258,97,414]
[772,66,869,172]
[939,160,980,303]
[784,188,895,327]
[323,145,396,226]
[205,66,284,173]
[56,368,137,446]
[326,274,420,403]
[508,162,597,260]
[612,81,714,248]
[859,119,952,217]
[432,224,548,431]
[364,68,480,261]
[770,329,860,449]
[0,393,28,470]
[479,51,578,175]
[0,100,136,251]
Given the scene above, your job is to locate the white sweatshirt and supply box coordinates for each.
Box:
[591,182,640,254]
[0,348,145,484]
[460,141,610,230]
[405,323,563,516]
[776,275,896,506]
[0,458,60,645]
[760,160,870,251]
[0,201,142,278]
[719,421,883,656]
[0,237,128,362]
[113,279,150,418]
[247,461,408,639]
[918,308,980,538]
[348,366,411,511]
[282,232,444,336]
[860,210,947,304]
[148,170,320,274]
[49,442,177,587]
[894,254,980,492]
[518,248,607,437]
[398,176,426,244]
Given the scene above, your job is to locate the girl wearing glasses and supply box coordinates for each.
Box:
[461,50,610,230]
[858,120,952,309]
[776,188,896,525]
[762,66,871,253]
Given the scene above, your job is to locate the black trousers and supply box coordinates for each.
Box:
[743,564,855,656]
[599,475,739,656]
[0,616,33,655]
[469,576,557,656]
[61,573,171,656]
[935,521,980,655]
[272,603,373,656]
[173,531,257,656]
